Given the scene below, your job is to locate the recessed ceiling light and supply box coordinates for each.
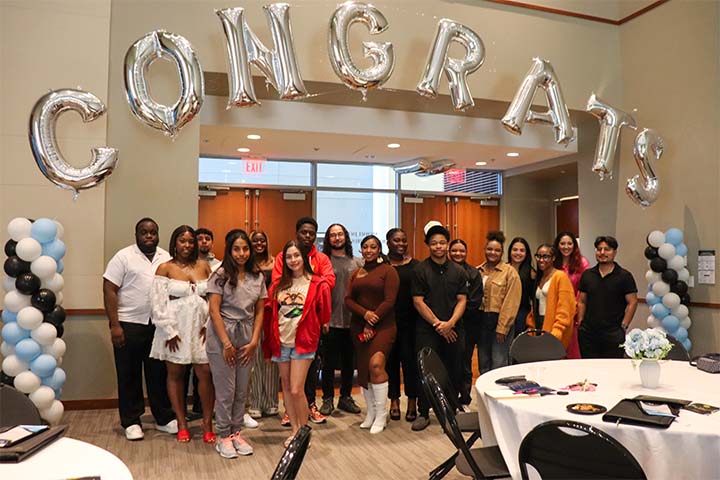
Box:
[475,161,487,166]
[506,152,520,157]
[387,143,401,149]
[247,134,261,140]
[237,147,250,153]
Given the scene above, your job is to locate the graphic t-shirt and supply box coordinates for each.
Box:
[277,276,311,347]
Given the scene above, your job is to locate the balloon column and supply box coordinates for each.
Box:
[1,217,67,424]
[644,228,692,352]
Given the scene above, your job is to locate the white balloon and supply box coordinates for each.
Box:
[43,338,66,359]
[661,292,681,309]
[680,316,692,330]
[647,315,659,328]
[2,354,29,376]
[30,323,57,346]
[15,238,43,262]
[16,306,44,331]
[29,385,55,410]
[41,273,65,293]
[657,243,676,260]
[53,220,64,239]
[55,291,64,306]
[0,341,16,357]
[652,281,671,297]
[645,270,661,284]
[647,230,665,248]
[30,256,57,279]
[7,218,32,241]
[672,304,689,320]
[13,370,41,394]
[2,276,16,293]
[678,268,690,282]
[667,255,685,272]
[39,399,64,425]
[57,356,63,366]
[4,290,32,311]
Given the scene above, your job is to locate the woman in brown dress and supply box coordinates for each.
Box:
[345,235,399,434]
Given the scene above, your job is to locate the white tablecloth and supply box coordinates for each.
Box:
[0,437,133,479]
[475,359,720,480]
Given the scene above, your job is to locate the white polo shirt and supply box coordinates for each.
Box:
[103,244,171,325]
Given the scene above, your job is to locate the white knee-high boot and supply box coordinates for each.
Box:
[370,382,388,434]
[360,386,375,429]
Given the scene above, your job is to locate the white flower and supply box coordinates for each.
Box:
[621,328,671,360]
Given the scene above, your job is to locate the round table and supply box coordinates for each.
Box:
[475,359,720,480]
[0,437,132,479]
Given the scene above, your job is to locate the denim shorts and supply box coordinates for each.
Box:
[272,345,316,363]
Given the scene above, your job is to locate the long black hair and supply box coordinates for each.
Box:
[274,240,315,297]
[217,229,256,290]
[168,225,198,262]
[508,237,532,273]
[360,235,389,264]
[322,223,353,257]
[250,230,270,264]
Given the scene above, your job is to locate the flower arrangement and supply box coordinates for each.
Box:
[621,328,673,360]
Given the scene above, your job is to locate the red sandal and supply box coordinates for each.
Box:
[202,431,217,444]
[177,429,191,443]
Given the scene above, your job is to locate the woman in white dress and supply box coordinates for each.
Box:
[150,225,215,443]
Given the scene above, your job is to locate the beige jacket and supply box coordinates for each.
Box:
[478,261,522,335]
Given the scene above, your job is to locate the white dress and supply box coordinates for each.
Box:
[150,276,209,364]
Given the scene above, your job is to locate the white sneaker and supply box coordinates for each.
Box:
[156,419,178,434]
[216,437,238,459]
[247,408,262,419]
[230,431,254,456]
[125,424,144,441]
[242,413,259,429]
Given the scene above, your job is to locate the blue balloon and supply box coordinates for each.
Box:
[675,243,688,257]
[651,303,670,319]
[1,322,30,345]
[673,327,688,342]
[56,260,64,274]
[646,292,661,305]
[1,310,18,323]
[661,315,680,333]
[30,354,57,378]
[41,239,66,261]
[41,367,66,391]
[665,228,684,247]
[682,338,692,352]
[14,338,42,362]
[54,388,62,400]
[31,218,58,244]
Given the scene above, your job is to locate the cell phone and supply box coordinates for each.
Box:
[495,375,526,385]
[0,425,49,448]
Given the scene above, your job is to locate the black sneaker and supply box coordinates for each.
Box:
[337,396,361,414]
[411,415,430,431]
[319,398,334,416]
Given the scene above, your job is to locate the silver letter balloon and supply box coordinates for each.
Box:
[586,93,637,180]
[626,128,663,207]
[501,58,575,145]
[217,4,308,108]
[328,1,394,92]
[28,89,119,198]
[417,19,485,112]
[124,30,204,138]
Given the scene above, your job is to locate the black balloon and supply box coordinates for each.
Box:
[649,257,667,273]
[55,324,64,338]
[4,239,17,257]
[0,371,14,386]
[15,272,41,295]
[644,246,659,260]
[44,305,67,325]
[3,255,30,277]
[672,281,689,296]
[661,269,678,285]
[681,293,691,306]
[31,288,56,313]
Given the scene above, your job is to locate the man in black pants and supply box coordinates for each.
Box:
[103,218,176,440]
[577,236,638,358]
[411,224,468,431]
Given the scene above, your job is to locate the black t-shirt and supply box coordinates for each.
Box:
[459,262,483,311]
[412,258,468,328]
[393,258,420,324]
[579,263,637,332]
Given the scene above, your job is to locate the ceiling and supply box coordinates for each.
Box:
[482,0,663,23]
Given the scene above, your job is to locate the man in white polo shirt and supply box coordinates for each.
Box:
[103,218,177,440]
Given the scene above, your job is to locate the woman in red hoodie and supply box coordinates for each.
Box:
[264,240,331,447]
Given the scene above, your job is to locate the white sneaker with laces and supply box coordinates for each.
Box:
[242,413,259,429]
[230,431,254,456]
[216,437,238,459]
[156,419,178,434]
[125,424,144,441]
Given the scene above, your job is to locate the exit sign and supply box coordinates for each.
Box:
[244,159,264,174]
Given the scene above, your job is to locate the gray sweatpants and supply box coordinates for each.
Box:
[207,319,253,438]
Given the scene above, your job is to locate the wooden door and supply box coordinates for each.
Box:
[555,198,579,237]
[198,190,250,259]
[452,198,501,267]
[400,195,451,260]
[255,189,312,258]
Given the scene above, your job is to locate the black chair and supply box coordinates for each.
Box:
[424,373,510,479]
[271,425,312,480]
[418,347,482,480]
[518,420,646,479]
[0,385,42,427]
[509,329,566,364]
[666,334,690,362]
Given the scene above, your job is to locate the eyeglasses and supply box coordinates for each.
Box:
[534,254,553,260]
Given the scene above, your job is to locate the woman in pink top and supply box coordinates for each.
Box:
[552,232,589,359]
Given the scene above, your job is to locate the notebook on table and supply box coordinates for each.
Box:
[0,425,66,463]
[602,400,675,428]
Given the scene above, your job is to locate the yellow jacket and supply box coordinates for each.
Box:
[527,270,576,348]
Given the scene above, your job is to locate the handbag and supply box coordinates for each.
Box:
[691,353,720,373]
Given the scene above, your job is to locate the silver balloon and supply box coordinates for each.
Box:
[328,2,394,91]
[501,58,575,145]
[124,30,204,138]
[416,159,455,177]
[393,159,432,175]
[28,89,118,196]
[217,4,308,108]
[587,93,637,180]
[417,19,484,111]
[626,128,663,207]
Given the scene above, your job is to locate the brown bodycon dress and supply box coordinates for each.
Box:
[345,261,399,388]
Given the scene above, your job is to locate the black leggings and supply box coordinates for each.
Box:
[387,316,418,399]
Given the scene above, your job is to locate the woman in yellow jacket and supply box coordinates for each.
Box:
[527,244,576,349]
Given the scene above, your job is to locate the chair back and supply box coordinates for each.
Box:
[271,425,312,480]
[417,347,460,411]
[518,420,646,480]
[0,385,42,427]
[510,329,566,364]
[665,335,690,361]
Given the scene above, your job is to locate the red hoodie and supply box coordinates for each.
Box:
[271,245,336,288]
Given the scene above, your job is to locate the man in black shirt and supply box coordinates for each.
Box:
[578,236,638,358]
[411,224,468,431]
